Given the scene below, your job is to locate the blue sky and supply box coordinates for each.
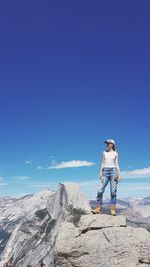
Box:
[0,1,150,198]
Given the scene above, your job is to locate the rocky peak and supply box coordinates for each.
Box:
[0,182,149,267]
[48,182,91,219]
[54,213,150,267]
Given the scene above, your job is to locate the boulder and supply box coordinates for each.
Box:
[78,214,126,233]
[54,214,150,267]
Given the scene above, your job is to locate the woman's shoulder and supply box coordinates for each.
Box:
[102,150,106,157]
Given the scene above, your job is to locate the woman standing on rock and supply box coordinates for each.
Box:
[92,139,121,216]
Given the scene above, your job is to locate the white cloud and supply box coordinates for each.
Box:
[12,176,30,180]
[121,167,150,178]
[25,159,33,165]
[37,166,44,170]
[0,182,8,186]
[0,177,8,186]
[119,183,150,192]
[47,160,96,169]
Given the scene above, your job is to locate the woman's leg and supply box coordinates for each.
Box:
[110,170,118,205]
[96,175,109,206]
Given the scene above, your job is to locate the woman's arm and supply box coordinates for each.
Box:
[99,153,105,178]
[116,153,121,179]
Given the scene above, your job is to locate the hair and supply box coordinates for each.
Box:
[112,144,116,151]
[106,143,116,151]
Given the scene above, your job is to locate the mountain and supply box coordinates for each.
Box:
[0,190,57,265]
[0,183,150,266]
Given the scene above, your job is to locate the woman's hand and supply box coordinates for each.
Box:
[99,171,103,179]
[116,154,121,180]
[117,172,121,180]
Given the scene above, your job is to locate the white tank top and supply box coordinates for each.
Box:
[103,150,118,168]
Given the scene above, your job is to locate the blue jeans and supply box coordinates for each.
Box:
[96,167,119,206]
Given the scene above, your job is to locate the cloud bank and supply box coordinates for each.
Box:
[12,176,30,180]
[47,160,96,169]
[121,166,150,178]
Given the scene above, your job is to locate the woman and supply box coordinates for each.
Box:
[92,139,121,216]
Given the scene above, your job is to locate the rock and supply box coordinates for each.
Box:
[0,190,56,266]
[54,214,150,267]
[0,183,150,267]
[78,214,126,233]
[0,182,92,266]
[49,182,91,219]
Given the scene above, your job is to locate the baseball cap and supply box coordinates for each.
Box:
[104,139,116,145]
